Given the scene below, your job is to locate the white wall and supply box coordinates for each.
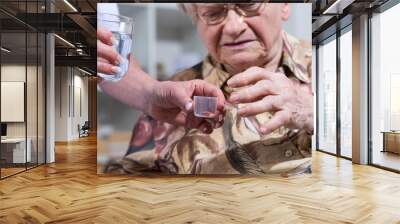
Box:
[283,3,312,42]
[1,65,26,143]
[55,67,68,141]
[72,74,89,138]
[1,63,46,163]
[1,65,26,81]
[1,66,25,125]
[1,65,31,138]
[54,67,89,141]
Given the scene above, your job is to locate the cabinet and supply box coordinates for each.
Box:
[0,138,32,164]
[382,131,400,154]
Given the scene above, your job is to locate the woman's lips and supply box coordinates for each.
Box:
[222,40,255,49]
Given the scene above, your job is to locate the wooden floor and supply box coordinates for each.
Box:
[1,163,44,178]
[1,167,26,178]
[1,136,400,223]
[373,150,400,171]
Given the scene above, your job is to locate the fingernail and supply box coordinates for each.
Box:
[218,114,223,122]
[215,123,220,129]
[185,101,193,111]
[111,66,121,74]
[114,55,124,65]
[110,36,118,46]
[212,122,216,129]
[260,127,269,135]
[202,126,208,133]
[229,95,238,103]
[227,79,235,87]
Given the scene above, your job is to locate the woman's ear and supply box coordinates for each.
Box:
[281,3,291,21]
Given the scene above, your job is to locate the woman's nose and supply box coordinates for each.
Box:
[222,10,246,37]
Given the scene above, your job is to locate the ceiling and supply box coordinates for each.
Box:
[0,0,397,71]
[312,0,391,44]
[0,0,98,72]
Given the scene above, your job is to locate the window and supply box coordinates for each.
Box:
[370,2,400,171]
[317,36,337,154]
[339,28,352,158]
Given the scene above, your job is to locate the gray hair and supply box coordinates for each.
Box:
[177,3,198,22]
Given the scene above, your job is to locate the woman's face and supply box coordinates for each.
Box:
[196,3,290,73]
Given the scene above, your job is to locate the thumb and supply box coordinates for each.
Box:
[173,81,194,113]
[158,81,193,112]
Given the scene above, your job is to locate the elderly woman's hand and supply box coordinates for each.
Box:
[227,67,313,135]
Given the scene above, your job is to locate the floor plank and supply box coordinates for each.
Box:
[1,136,400,224]
[373,150,400,171]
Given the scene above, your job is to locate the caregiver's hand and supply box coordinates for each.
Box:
[98,52,226,134]
[227,66,313,135]
[97,27,225,133]
[97,27,124,76]
[145,79,226,134]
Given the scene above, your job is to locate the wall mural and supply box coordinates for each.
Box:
[97,3,313,176]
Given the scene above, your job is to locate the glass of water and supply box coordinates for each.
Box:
[97,13,133,82]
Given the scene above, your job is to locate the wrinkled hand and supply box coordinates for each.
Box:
[227,66,313,135]
[97,27,124,76]
[97,27,226,133]
[145,79,226,134]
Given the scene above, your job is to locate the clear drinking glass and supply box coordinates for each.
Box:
[97,13,133,82]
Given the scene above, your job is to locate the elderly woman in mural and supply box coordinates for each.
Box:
[105,3,313,175]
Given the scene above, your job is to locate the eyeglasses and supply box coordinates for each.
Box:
[197,3,266,25]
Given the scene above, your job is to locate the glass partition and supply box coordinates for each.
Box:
[1,26,28,178]
[0,0,46,179]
